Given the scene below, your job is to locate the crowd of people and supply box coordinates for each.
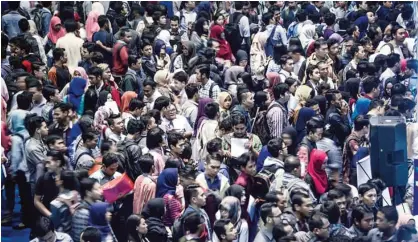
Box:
[1,1,418,242]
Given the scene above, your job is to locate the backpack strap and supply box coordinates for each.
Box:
[208,82,216,99]
[382,43,394,54]
[75,151,93,167]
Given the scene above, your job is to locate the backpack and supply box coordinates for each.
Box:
[252,168,276,199]
[287,22,300,39]
[265,24,284,57]
[116,141,142,181]
[172,213,186,242]
[31,8,46,35]
[252,103,280,145]
[225,13,244,54]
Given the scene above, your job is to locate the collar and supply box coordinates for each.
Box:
[204,173,220,182]
[95,82,104,92]
[202,79,214,89]
[261,226,274,241]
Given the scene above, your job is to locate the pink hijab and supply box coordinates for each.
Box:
[266,72,280,98]
[47,16,66,44]
[86,11,100,42]
[73,67,88,80]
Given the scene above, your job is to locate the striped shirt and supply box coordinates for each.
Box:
[162,194,183,227]
[266,101,289,139]
[198,79,220,100]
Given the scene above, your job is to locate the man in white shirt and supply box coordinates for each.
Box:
[143,79,162,111]
[278,55,298,82]
[232,2,251,53]
[56,19,84,71]
[160,103,193,139]
[104,114,126,144]
[175,1,197,32]
[380,53,400,86]
[378,25,410,59]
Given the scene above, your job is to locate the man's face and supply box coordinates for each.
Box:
[394,28,406,43]
[376,211,392,233]
[132,59,142,71]
[288,1,296,8]
[318,64,328,79]
[310,128,323,142]
[296,197,314,218]
[315,218,330,240]
[14,46,24,56]
[223,222,238,241]
[172,79,185,93]
[273,10,281,22]
[195,69,203,82]
[310,68,321,81]
[34,65,47,80]
[110,117,124,134]
[277,194,288,212]
[242,4,250,15]
[345,40,354,53]
[16,76,27,91]
[333,93,343,108]
[88,182,103,201]
[53,108,68,124]
[164,104,177,120]
[39,121,49,137]
[61,52,68,64]
[159,15,167,25]
[329,43,339,56]
[334,196,347,214]
[242,92,254,109]
[85,137,98,149]
[211,41,220,54]
[50,89,61,103]
[88,75,101,85]
[103,162,118,177]
[50,139,67,152]
[142,45,153,57]
[170,20,179,32]
[316,44,329,58]
[242,161,256,177]
[357,213,374,233]
[45,157,60,173]
[171,138,185,155]
[233,123,247,138]
[143,85,155,98]
[102,68,111,81]
[193,187,207,207]
[123,32,132,44]
[205,159,221,178]
[357,46,366,59]
[366,12,375,24]
[362,188,377,207]
[147,117,157,130]
[28,87,43,104]
[284,59,294,72]
[269,206,282,225]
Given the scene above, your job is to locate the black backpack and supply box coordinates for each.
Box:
[252,103,280,145]
[225,13,244,54]
[31,8,47,35]
[116,142,142,181]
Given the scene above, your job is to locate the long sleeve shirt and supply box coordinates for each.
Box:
[266,101,289,139]
[133,174,156,214]
[162,193,182,227]
[1,11,25,38]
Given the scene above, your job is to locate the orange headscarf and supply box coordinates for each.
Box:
[121,91,138,113]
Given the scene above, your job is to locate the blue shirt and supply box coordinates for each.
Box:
[1,11,25,38]
[92,30,115,66]
[204,174,221,191]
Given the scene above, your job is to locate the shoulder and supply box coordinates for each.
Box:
[55,231,73,241]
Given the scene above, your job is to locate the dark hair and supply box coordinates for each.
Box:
[306,119,323,135]
[206,138,222,155]
[100,141,113,155]
[279,54,292,66]
[102,153,119,167]
[185,184,202,205]
[107,114,121,127]
[354,115,369,131]
[262,12,274,26]
[362,76,379,94]
[387,53,401,68]
[126,215,143,242]
[18,18,30,32]
[285,77,298,88]
[33,217,55,237]
[54,102,72,113]
[265,190,282,204]
[334,183,351,197]
[59,170,78,190]
[139,154,154,173]
[314,39,327,50]
[204,102,219,119]
[129,98,145,112]
[196,64,210,79]
[308,212,328,232]
[81,227,102,242]
[273,83,289,100]
[15,37,31,54]
[214,219,231,240]
[320,201,340,224]
[185,83,199,99]
[305,99,319,108]
[324,12,336,26]
[171,15,180,22]
[53,48,66,62]
[284,155,300,173]
[358,183,376,196]
[17,91,33,110]
[147,109,160,127]
[267,138,283,158]
[352,205,373,224]
[327,37,340,48]
[172,70,189,84]
[379,206,399,224]
[45,134,64,147]
[391,83,406,96]
[64,19,78,32]
[260,202,276,224]
[128,55,140,67]
[46,150,66,167]
[81,132,96,143]
[146,127,164,149]
[183,212,202,233]
[153,96,171,111]
[167,132,183,149]
[231,113,246,126]
[24,114,45,136]
[235,1,244,10]
[291,192,310,211]
[80,178,98,199]
[88,66,103,78]
[98,15,109,28]
[235,152,255,169]
[90,52,104,64]
[127,119,144,135]
[327,189,345,201]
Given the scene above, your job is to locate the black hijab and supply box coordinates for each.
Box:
[141,198,165,219]
[282,126,298,155]
[224,185,244,200]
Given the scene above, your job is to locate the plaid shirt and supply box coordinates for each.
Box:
[198,79,220,100]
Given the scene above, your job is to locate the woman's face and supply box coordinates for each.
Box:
[310,68,321,81]
[203,21,209,32]
[159,16,167,25]
[282,133,293,147]
[385,83,393,96]
[73,70,82,78]
[239,60,248,67]
[216,15,225,25]
[160,46,166,56]
[241,190,246,205]
[138,218,148,234]
[223,96,232,110]
[182,45,189,56]
[220,204,231,219]
[54,23,62,32]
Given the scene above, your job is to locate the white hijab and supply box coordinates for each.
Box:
[299,24,316,49]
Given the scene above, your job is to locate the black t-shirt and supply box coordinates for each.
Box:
[35,172,60,210]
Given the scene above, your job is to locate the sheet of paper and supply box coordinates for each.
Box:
[356,155,371,187]
[231,138,249,158]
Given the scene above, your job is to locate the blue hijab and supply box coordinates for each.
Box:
[68,77,87,112]
[154,39,166,56]
[156,168,178,198]
[296,107,316,144]
[88,202,112,240]
[354,16,369,40]
[352,97,371,121]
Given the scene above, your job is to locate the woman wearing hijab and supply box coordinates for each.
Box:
[120,91,138,121]
[142,198,168,242]
[299,24,316,52]
[191,17,209,52]
[291,85,313,124]
[224,66,245,97]
[59,67,89,97]
[45,16,66,63]
[63,77,87,116]
[193,98,213,136]
[88,202,117,242]
[351,98,371,122]
[294,103,317,144]
[236,50,249,70]
[154,70,172,99]
[282,127,298,155]
[305,149,328,199]
[156,30,173,55]
[153,40,171,71]
[156,168,182,227]
[266,73,280,99]
[172,41,197,74]
[209,24,233,61]
[219,92,232,121]
[250,32,268,79]
[213,196,249,242]
[86,11,100,42]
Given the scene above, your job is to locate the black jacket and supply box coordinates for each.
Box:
[117,138,142,181]
[145,217,168,242]
[325,105,351,147]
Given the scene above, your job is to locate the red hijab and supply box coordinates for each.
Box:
[47,16,66,44]
[209,25,232,61]
[307,149,328,195]
[266,73,281,98]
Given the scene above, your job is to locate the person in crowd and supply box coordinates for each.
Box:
[133,154,156,214]
[147,127,166,177]
[48,48,71,92]
[267,83,290,141]
[30,216,73,242]
[48,102,73,146]
[56,19,84,70]
[255,202,282,242]
[294,212,330,242]
[89,152,122,185]
[368,206,399,241]
[305,149,328,200]
[196,155,230,197]
[213,219,238,242]
[172,41,197,73]
[214,196,248,242]
[126,214,150,242]
[141,198,168,242]
[358,183,378,214]
[80,227,102,242]
[122,56,145,97]
[349,205,374,237]
[1,2,26,38]
[112,29,131,76]
[88,201,117,241]
[74,132,97,175]
[181,83,199,128]
[156,167,182,227]
[63,77,87,117]
[284,192,314,233]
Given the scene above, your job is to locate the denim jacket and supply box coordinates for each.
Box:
[1,11,25,38]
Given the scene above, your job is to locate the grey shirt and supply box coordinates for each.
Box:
[74,146,94,171]
[367,228,397,242]
[254,226,275,242]
[25,138,47,186]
